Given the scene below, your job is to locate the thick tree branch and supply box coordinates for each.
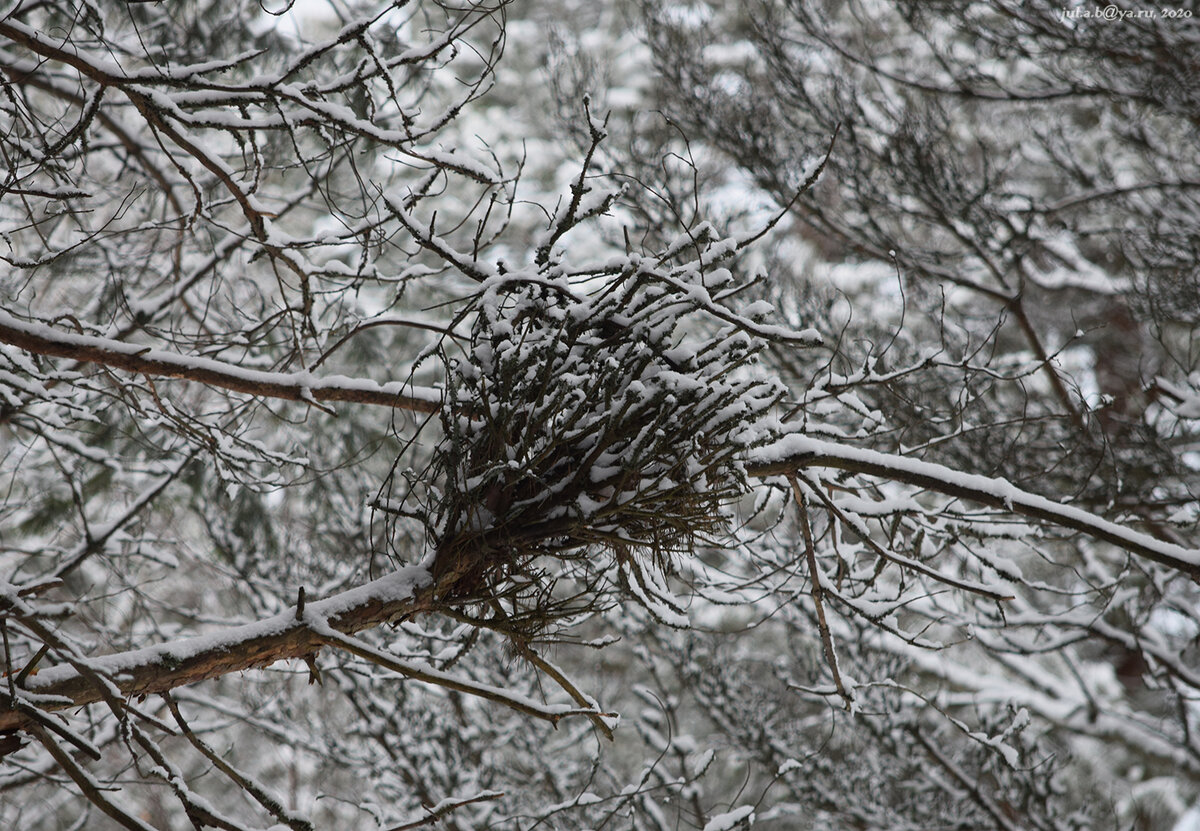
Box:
[0,568,434,732]
[1,565,613,734]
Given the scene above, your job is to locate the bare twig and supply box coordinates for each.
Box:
[788,476,853,707]
[385,791,505,831]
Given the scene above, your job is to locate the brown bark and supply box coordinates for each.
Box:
[0,571,436,732]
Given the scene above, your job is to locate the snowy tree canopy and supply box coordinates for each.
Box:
[1,1,1198,829]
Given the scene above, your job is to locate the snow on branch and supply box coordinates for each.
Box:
[0,568,432,732]
[747,432,1200,582]
[1,561,616,735]
[0,310,442,414]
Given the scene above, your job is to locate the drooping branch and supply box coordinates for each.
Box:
[788,476,853,707]
[312,623,616,727]
[162,695,315,831]
[0,310,442,414]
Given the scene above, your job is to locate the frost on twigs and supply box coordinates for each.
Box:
[426,252,788,631]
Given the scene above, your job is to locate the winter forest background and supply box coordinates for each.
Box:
[2,1,1200,828]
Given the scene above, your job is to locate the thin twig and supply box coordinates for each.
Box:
[788,476,853,707]
[163,694,315,831]
[385,791,505,831]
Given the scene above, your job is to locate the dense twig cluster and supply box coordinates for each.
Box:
[427,250,787,629]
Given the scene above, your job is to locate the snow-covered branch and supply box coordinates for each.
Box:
[0,568,432,732]
[747,432,1200,582]
[0,310,442,414]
